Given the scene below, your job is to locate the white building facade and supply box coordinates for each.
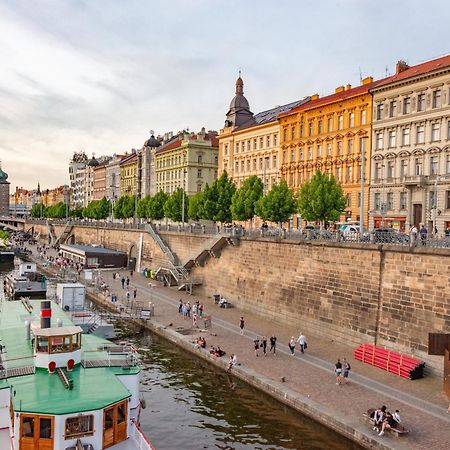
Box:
[369,56,450,235]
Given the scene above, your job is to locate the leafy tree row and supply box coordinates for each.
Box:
[30,169,346,226]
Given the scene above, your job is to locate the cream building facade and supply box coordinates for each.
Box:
[219,76,309,191]
[369,55,450,234]
[155,129,218,196]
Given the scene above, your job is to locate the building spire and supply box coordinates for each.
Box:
[236,72,244,95]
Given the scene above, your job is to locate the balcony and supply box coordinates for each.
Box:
[403,175,427,186]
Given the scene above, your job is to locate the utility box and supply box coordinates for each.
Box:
[56,283,86,311]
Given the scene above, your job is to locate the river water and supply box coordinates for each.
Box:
[1,262,362,450]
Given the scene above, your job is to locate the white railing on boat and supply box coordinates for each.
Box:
[129,419,156,450]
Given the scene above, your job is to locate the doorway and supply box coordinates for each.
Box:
[413,204,422,227]
[103,400,128,449]
[20,414,53,450]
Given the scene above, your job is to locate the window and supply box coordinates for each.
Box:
[417,93,425,111]
[327,143,332,156]
[299,151,303,161]
[300,125,304,137]
[416,125,425,144]
[374,193,381,209]
[376,104,384,120]
[447,155,450,174]
[214,155,218,164]
[235,143,239,153]
[253,139,257,150]
[432,89,441,108]
[360,109,366,125]
[308,147,313,159]
[318,120,323,134]
[259,159,263,169]
[415,158,422,176]
[403,97,411,114]
[388,130,396,147]
[273,134,278,146]
[431,123,440,141]
[65,416,94,439]
[389,101,397,117]
[291,127,296,140]
[346,166,353,182]
[400,192,407,209]
[347,139,353,154]
[338,115,343,130]
[21,416,34,438]
[346,193,351,207]
[374,132,383,150]
[349,112,355,127]
[291,150,295,162]
[446,191,450,209]
[266,135,270,147]
[272,155,277,168]
[387,160,394,179]
[375,162,382,181]
[308,122,313,136]
[387,192,394,210]
[246,160,250,171]
[235,162,239,173]
[283,129,288,141]
[337,141,342,155]
[247,140,251,151]
[328,117,333,132]
[317,144,322,157]
[430,156,438,175]
[336,166,342,182]
[259,137,264,148]
[253,158,257,170]
[402,128,410,146]
[400,159,408,178]
[448,121,450,139]
[197,155,202,164]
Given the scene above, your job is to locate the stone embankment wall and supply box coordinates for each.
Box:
[30,222,450,373]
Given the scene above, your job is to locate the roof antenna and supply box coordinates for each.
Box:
[385,65,389,77]
[239,68,241,77]
[358,67,363,84]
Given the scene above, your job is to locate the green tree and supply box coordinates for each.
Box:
[45,202,66,219]
[113,196,135,219]
[188,191,205,220]
[70,206,84,218]
[231,175,263,225]
[163,188,188,222]
[137,196,151,219]
[202,171,236,223]
[30,203,45,218]
[147,191,168,220]
[297,170,346,227]
[255,180,297,226]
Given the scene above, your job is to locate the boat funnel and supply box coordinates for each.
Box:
[40,301,51,328]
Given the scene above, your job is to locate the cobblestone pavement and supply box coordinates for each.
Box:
[26,245,450,450]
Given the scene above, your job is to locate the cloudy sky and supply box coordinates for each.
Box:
[1,0,449,189]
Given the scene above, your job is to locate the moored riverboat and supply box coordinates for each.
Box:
[4,262,47,299]
[0,298,155,450]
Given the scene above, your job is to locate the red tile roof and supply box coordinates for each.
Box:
[156,133,218,155]
[372,54,450,89]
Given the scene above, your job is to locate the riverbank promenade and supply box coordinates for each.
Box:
[29,245,450,450]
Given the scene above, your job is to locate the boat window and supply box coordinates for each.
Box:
[50,335,71,353]
[105,408,114,430]
[65,415,94,439]
[117,402,127,424]
[39,417,52,439]
[21,416,34,437]
[72,333,81,350]
[36,336,49,353]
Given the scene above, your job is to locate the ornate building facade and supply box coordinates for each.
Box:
[219,76,309,191]
[369,55,450,234]
[278,77,380,226]
[119,152,138,197]
[155,128,218,196]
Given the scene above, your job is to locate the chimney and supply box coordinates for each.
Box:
[396,60,410,74]
[346,84,352,91]
[335,86,345,93]
[311,94,320,101]
[362,76,373,85]
[40,300,51,329]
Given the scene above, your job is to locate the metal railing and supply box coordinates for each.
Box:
[129,419,157,450]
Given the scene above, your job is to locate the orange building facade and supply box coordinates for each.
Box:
[278,77,381,226]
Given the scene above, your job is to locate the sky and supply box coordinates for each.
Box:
[0,0,449,190]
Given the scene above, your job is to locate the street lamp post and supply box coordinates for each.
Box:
[359,136,368,234]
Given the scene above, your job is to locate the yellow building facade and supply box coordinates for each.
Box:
[279,77,378,226]
[120,153,138,197]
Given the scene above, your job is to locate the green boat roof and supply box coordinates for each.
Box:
[0,299,139,415]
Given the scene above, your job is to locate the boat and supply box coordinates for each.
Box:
[0,298,155,450]
[4,262,47,299]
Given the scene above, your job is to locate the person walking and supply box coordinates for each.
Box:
[199,304,203,318]
[253,336,260,357]
[335,359,342,385]
[125,290,130,303]
[420,224,428,245]
[178,299,183,314]
[133,288,137,300]
[288,336,296,355]
[297,332,307,354]
[192,312,198,328]
[239,317,245,335]
[410,225,418,246]
[342,357,351,384]
[126,276,130,287]
[261,336,267,356]
[269,336,277,354]
[121,276,125,289]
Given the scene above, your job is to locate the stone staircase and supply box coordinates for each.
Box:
[184,235,233,269]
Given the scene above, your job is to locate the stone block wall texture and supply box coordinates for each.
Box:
[30,223,450,372]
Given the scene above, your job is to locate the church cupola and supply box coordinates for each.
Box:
[225,73,255,129]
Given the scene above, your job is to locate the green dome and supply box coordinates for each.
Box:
[0,167,8,183]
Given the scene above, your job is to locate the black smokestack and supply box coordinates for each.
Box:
[40,300,51,329]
